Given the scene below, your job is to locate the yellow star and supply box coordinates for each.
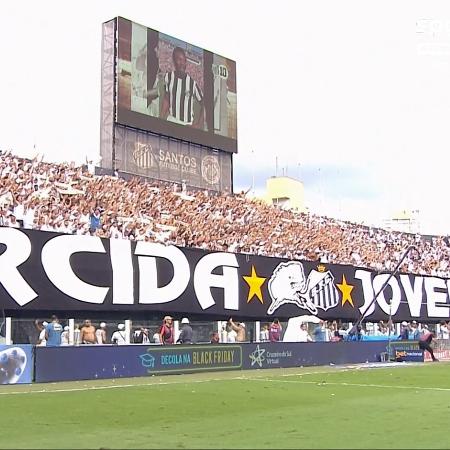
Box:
[337,274,354,307]
[243,266,266,304]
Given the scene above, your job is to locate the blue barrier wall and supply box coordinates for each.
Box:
[0,345,33,384]
[35,341,388,383]
[242,341,388,369]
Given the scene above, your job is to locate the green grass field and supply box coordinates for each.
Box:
[0,363,449,449]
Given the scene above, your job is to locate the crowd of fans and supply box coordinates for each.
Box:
[31,316,249,347]
[1,149,450,277]
[28,315,450,347]
[34,317,155,347]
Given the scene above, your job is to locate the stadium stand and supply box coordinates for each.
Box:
[1,149,450,278]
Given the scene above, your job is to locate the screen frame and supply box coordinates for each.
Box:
[115,17,237,154]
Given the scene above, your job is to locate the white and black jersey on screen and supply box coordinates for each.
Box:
[164,71,203,123]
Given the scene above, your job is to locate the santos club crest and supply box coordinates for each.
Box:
[267,261,339,315]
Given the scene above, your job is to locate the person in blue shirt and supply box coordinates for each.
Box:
[346,325,364,341]
[45,315,63,347]
[398,321,409,340]
[313,320,328,342]
[89,208,102,235]
[408,321,420,340]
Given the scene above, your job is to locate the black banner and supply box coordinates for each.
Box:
[1,227,450,321]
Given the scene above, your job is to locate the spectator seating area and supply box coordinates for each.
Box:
[1,149,450,277]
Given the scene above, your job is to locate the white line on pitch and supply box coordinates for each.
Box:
[0,363,429,396]
[247,362,423,380]
[0,367,350,395]
[248,378,450,392]
[0,370,350,396]
[0,376,250,396]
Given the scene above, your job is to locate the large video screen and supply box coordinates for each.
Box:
[116,17,237,153]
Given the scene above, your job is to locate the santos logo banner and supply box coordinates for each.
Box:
[1,227,450,321]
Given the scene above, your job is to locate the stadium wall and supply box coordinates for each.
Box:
[33,341,388,383]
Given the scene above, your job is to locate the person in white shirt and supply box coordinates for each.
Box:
[440,321,449,340]
[36,320,48,346]
[0,208,8,226]
[41,219,56,232]
[260,324,270,342]
[111,324,127,345]
[133,327,150,344]
[57,219,73,235]
[86,159,95,175]
[22,205,35,229]
[110,222,121,239]
[61,326,70,345]
[297,323,314,343]
[0,191,13,209]
[96,322,107,344]
[7,214,20,228]
[227,325,237,343]
[13,196,25,226]
[74,324,81,346]
[220,325,228,343]
[75,223,87,235]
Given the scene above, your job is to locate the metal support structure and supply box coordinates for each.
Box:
[69,318,75,346]
[99,19,116,171]
[255,321,261,342]
[173,320,180,344]
[351,245,417,336]
[124,319,131,344]
[5,317,12,345]
[220,321,228,343]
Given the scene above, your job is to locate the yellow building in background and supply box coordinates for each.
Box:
[264,176,306,212]
[383,209,420,234]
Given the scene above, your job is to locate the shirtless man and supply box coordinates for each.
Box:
[80,320,96,344]
[229,318,247,342]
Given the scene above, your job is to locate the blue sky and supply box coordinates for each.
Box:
[1,0,450,234]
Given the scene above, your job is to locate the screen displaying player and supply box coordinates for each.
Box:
[116,17,237,153]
